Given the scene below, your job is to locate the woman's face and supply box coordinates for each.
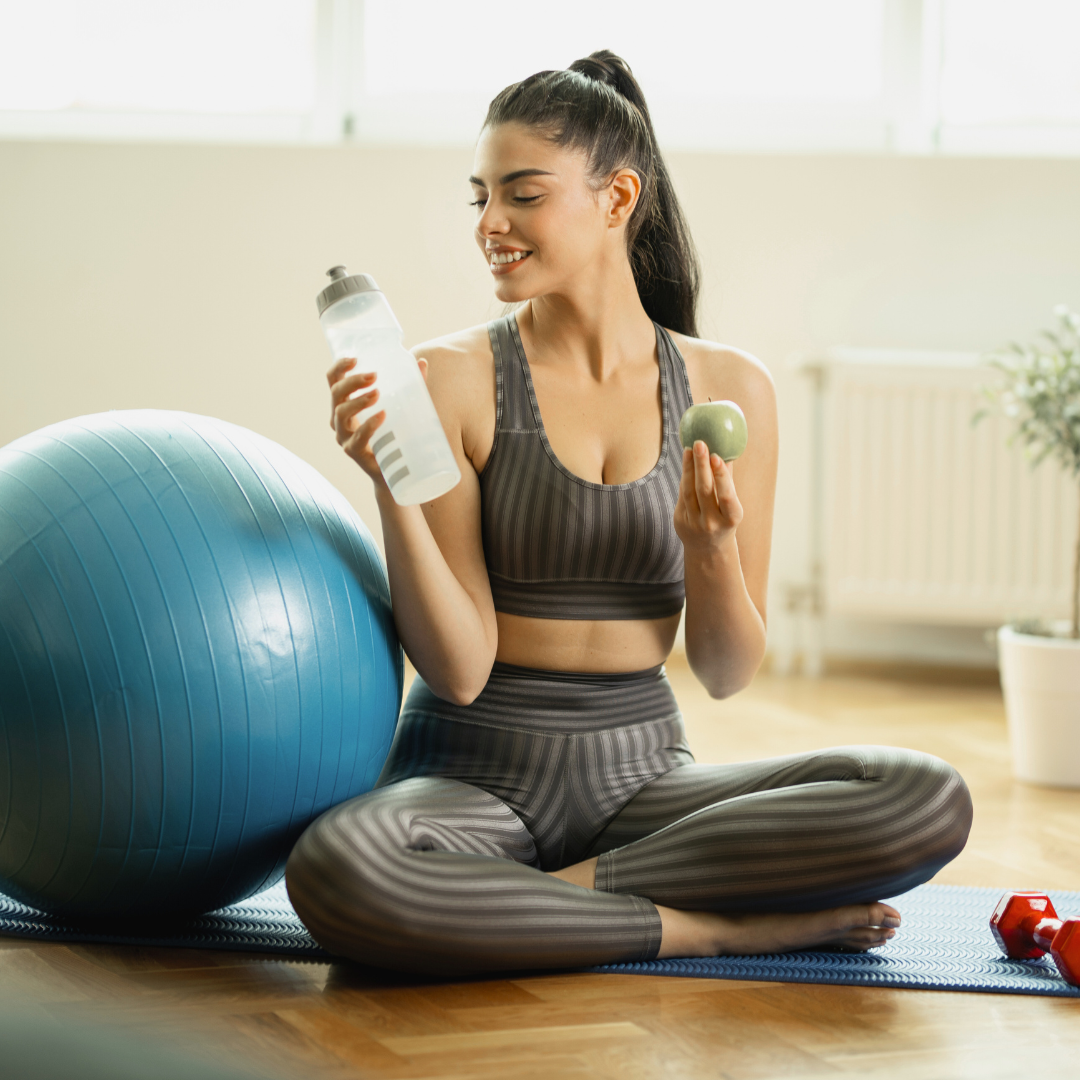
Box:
[470,122,631,304]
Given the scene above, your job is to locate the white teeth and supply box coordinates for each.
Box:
[489,251,530,268]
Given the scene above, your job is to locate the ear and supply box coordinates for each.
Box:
[606,168,641,228]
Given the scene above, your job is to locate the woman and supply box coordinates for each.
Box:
[286,52,972,975]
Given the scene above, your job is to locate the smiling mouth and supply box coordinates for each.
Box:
[489,250,532,271]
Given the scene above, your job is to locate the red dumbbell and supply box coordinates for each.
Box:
[990,891,1080,986]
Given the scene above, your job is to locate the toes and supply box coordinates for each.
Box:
[878,902,901,926]
[859,926,896,943]
[863,903,901,929]
[838,926,897,950]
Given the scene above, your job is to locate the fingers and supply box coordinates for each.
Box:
[344,408,386,458]
[326,356,357,385]
[334,386,380,441]
[680,442,731,521]
[711,453,743,527]
[678,447,699,518]
[325,358,387,487]
[331,370,377,405]
[417,356,429,382]
[329,370,377,430]
[692,441,714,510]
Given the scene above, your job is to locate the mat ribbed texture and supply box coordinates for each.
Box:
[598,884,1080,997]
[2,883,1078,995]
[0,882,331,958]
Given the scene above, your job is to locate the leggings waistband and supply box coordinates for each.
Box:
[403,661,679,735]
[489,661,665,685]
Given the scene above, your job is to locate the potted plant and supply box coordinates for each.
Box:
[979,304,1080,787]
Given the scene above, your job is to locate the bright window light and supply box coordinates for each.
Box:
[0,0,317,114]
[1,0,1079,154]
[939,0,1080,125]
[364,0,884,104]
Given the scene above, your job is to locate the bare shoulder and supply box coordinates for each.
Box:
[668,332,776,413]
[410,323,496,466]
[411,323,493,376]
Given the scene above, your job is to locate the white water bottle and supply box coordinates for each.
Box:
[317,266,461,505]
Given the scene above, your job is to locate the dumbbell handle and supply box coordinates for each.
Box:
[1013,910,1080,988]
[1031,917,1064,952]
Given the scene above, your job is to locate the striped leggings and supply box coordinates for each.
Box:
[285,663,972,975]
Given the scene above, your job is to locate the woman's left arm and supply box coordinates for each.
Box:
[675,346,778,699]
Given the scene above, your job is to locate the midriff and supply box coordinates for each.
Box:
[494,610,682,673]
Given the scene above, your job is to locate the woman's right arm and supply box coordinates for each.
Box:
[328,338,498,705]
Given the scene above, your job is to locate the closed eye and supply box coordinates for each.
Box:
[469,195,542,208]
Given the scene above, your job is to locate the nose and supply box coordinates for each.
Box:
[476,199,510,240]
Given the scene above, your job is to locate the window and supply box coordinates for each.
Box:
[1,0,1078,155]
[0,0,319,140]
[360,0,885,149]
[936,0,1080,154]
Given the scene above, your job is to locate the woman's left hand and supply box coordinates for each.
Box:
[673,440,744,554]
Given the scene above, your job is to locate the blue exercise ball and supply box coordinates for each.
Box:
[0,410,401,918]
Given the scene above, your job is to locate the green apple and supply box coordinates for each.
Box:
[679,400,748,462]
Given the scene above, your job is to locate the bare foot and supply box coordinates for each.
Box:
[655,902,901,959]
[548,858,900,959]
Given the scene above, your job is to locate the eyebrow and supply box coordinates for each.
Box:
[468,168,554,188]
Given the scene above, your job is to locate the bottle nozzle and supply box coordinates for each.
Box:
[316,266,380,316]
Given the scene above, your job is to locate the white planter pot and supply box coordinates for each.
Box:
[998,625,1080,788]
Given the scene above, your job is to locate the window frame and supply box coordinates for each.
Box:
[0,0,1077,157]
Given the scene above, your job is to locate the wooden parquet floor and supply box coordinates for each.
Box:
[4,659,1080,1079]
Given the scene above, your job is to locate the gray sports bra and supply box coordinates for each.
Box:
[480,314,694,621]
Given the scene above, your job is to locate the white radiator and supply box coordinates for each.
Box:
[778,349,1076,673]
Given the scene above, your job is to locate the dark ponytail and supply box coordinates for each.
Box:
[484,50,701,338]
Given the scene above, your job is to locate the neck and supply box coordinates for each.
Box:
[517,252,655,380]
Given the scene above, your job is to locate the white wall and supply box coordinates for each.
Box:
[3,141,1079,666]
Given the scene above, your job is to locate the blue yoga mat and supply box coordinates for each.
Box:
[599,885,1080,997]
[0,882,327,958]
[1,883,1077,996]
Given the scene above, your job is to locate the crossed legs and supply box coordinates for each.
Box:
[285,745,972,974]
[552,745,971,958]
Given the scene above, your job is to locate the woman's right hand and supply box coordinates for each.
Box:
[328,357,387,488]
